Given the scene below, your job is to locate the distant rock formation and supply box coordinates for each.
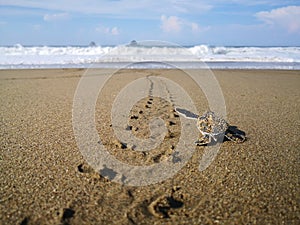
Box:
[89,41,97,47]
[129,40,138,46]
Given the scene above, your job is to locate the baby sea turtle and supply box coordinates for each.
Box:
[175,108,246,146]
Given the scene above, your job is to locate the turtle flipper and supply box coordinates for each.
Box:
[175,108,198,120]
[225,126,246,143]
[195,135,211,146]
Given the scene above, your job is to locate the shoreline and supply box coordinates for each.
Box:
[1,62,300,70]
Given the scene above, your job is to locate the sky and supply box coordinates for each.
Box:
[0,0,300,46]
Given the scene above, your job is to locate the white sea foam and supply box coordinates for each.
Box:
[0,44,300,69]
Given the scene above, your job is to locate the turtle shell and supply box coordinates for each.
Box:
[197,111,228,136]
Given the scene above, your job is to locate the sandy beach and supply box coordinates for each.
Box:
[0,68,299,224]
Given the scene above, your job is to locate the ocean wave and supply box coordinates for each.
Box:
[0,44,299,69]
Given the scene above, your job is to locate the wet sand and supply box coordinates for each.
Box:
[0,69,299,224]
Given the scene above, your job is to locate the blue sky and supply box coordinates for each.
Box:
[0,0,300,46]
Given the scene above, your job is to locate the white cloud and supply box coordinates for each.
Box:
[96,25,120,35]
[256,6,300,33]
[111,27,120,35]
[160,15,207,34]
[43,12,70,22]
[191,22,202,32]
[160,15,182,32]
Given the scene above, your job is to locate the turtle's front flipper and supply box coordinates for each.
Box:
[195,135,211,146]
[225,126,246,143]
[175,108,198,120]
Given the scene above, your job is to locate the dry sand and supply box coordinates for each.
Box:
[0,69,299,224]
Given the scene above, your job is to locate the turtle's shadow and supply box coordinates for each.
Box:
[224,125,247,143]
[227,125,245,136]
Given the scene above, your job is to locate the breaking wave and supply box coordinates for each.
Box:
[1,44,300,69]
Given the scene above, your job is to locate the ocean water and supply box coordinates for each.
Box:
[1,44,300,69]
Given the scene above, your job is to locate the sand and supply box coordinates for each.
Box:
[0,68,299,224]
